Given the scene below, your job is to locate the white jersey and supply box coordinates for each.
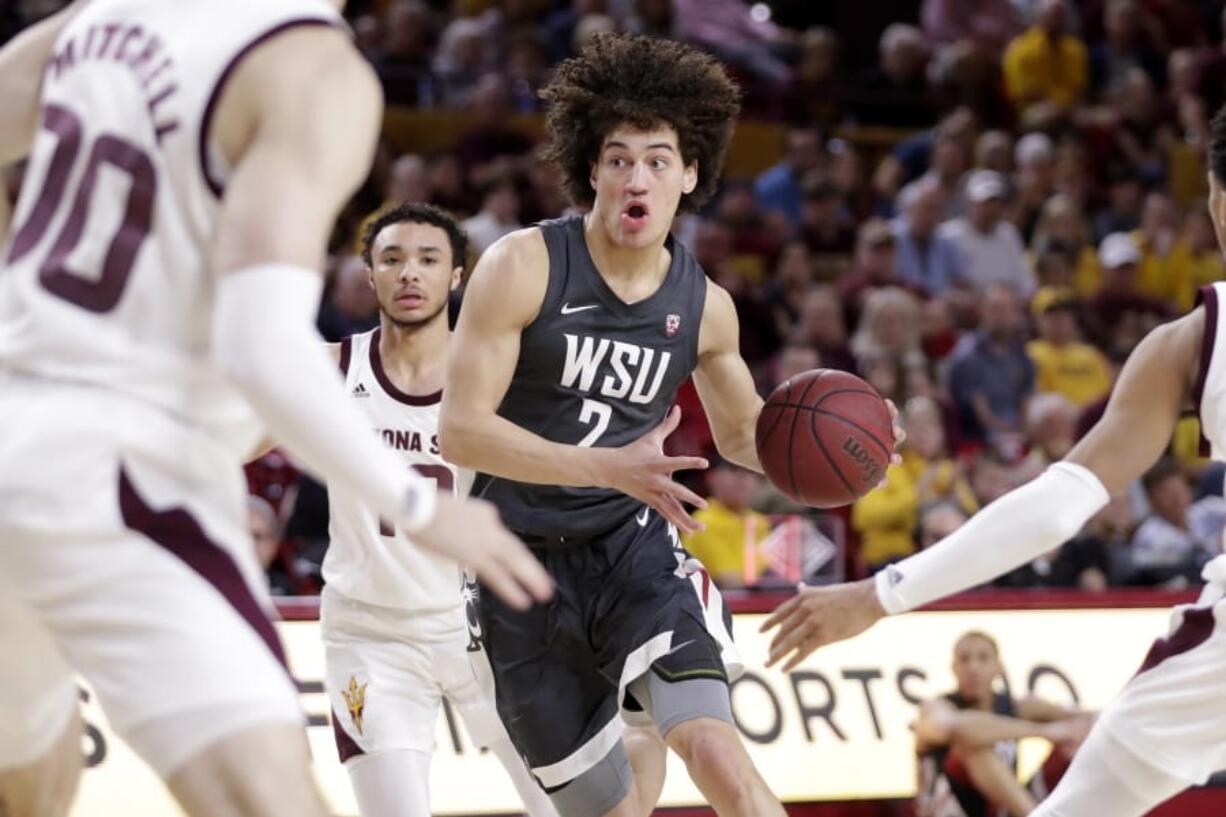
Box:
[322,329,470,613]
[0,0,341,458]
[1197,282,1226,461]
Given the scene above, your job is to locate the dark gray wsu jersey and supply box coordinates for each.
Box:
[472,215,708,539]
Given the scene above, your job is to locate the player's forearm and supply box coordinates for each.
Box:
[712,419,762,472]
[945,711,1054,748]
[439,410,610,488]
[214,267,432,529]
[875,462,1108,614]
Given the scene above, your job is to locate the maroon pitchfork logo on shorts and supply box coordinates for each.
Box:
[665,314,681,338]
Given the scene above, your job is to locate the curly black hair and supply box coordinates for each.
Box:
[360,202,468,270]
[540,32,742,213]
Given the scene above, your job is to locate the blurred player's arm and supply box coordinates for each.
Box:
[0,2,86,242]
[693,282,764,471]
[245,343,341,462]
[209,27,549,608]
[913,698,1071,752]
[763,309,1201,669]
[440,229,710,533]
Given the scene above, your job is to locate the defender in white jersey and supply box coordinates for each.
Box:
[0,3,550,817]
[318,204,556,817]
[762,105,1226,817]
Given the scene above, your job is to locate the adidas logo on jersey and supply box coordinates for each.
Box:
[352,383,370,398]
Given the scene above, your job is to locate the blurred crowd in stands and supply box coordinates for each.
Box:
[8,0,1226,595]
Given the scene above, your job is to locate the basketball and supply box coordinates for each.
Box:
[755,369,893,508]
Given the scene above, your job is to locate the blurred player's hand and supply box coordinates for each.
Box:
[1044,713,1096,756]
[409,494,553,611]
[760,578,885,671]
[886,398,905,469]
[599,405,709,534]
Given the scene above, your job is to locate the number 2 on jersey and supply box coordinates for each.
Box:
[6,104,155,313]
[378,464,454,537]
[577,398,612,447]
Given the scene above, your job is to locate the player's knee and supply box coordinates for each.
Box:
[167,723,327,817]
[667,719,753,801]
[0,712,84,817]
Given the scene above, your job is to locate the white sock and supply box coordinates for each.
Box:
[345,749,432,817]
[1033,727,1188,817]
[488,736,559,817]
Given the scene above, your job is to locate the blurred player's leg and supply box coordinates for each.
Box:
[623,725,667,817]
[0,709,82,817]
[952,743,1036,817]
[486,737,559,817]
[343,750,432,817]
[440,633,558,817]
[0,581,81,817]
[166,723,328,817]
[1031,727,1185,817]
[629,671,783,817]
[0,384,321,817]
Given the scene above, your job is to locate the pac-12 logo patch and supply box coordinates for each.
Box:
[665,314,681,337]
[341,675,368,735]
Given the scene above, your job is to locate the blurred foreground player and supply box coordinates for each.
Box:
[763,104,1226,817]
[441,32,899,817]
[914,632,1092,817]
[0,3,549,817]
[319,204,556,817]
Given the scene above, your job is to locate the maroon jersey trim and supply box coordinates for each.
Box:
[198,18,335,199]
[1193,285,1218,457]
[118,466,288,670]
[369,328,443,406]
[338,335,352,377]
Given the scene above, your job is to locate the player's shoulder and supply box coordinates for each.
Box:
[483,226,549,269]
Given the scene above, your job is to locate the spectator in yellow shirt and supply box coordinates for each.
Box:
[853,396,977,571]
[683,458,770,588]
[1132,191,1184,306]
[1031,193,1101,296]
[1002,0,1088,126]
[1170,209,1226,311]
[1026,286,1112,406]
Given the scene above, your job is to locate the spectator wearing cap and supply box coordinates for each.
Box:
[939,170,1035,296]
[1026,286,1113,406]
[1002,0,1088,127]
[1013,132,1055,242]
[1088,232,1170,355]
[839,219,922,330]
[948,285,1036,445]
[892,177,963,296]
[754,126,823,226]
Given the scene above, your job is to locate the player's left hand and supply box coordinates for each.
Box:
[760,578,886,671]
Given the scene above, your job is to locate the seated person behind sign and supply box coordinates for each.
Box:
[914,631,1094,817]
[681,457,771,588]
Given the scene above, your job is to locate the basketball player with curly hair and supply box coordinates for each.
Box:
[438,32,850,817]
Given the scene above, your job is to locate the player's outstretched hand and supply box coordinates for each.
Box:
[601,405,709,535]
[760,578,886,671]
[409,494,553,611]
[886,398,905,468]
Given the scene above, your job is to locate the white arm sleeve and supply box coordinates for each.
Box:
[213,264,435,531]
[874,462,1109,614]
